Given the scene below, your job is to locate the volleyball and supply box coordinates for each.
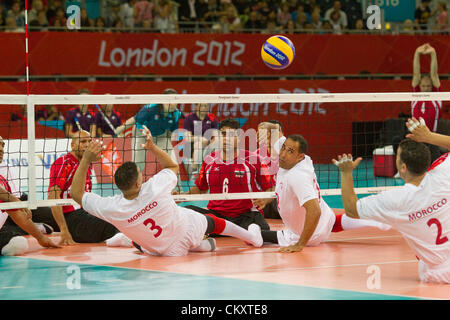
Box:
[261,35,295,70]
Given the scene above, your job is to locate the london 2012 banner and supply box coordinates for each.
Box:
[1,33,449,76]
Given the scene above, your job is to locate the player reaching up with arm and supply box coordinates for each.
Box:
[70,126,263,257]
[333,139,450,283]
[406,117,450,150]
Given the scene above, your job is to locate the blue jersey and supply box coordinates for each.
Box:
[134,104,181,136]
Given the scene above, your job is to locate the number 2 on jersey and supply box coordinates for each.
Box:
[143,218,162,238]
[427,218,448,245]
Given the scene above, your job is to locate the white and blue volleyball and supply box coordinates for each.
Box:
[261,35,295,69]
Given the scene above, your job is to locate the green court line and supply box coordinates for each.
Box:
[0,256,420,300]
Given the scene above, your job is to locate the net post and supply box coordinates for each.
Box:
[26,95,37,210]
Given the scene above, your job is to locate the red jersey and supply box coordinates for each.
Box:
[0,174,18,214]
[48,152,92,213]
[195,150,275,218]
[412,86,442,132]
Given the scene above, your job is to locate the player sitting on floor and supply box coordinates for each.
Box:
[69,126,263,257]
[255,124,390,253]
[333,118,449,283]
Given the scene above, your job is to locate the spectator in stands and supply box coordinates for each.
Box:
[329,10,344,34]
[411,43,443,162]
[46,0,61,24]
[28,0,44,22]
[432,1,448,32]
[202,0,223,29]
[402,19,415,35]
[322,20,333,33]
[354,18,364,31]
[65,88,96,138]
[154,0,178,33]
[285,19,295,34]
[0,13,4,28]
[95,16,107,32]
[244,10,263,33]
[119,0,136,29]
[183,103,218,174]
[36,9,49,29]
[294,9,308,30]
[309,9,322,30]
[106,0,122,28]
[36,105,64,122]
[277,2,292,29]
[80,8,94,29]
[415,0,431,33]
[178,0,202,25]
[94,103,122,138]
[222,4,242,32]
[291,4,310,26]
[6,1,25,27]
[261,18,279,34]
[11,105,26,122]
[50,6,66,27]
[4,16,24,32]
[304,0,318,15]
[141,18,152,30]
[134,0,154,27]
[176,117,275,232]
[324,1,347,30]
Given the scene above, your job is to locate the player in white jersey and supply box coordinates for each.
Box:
[333,123,450,283]
[253,128,390,253]
[70,126,263,257]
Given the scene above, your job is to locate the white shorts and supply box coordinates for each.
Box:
[277,213,335,247]
[159,208,208,257]
[418,259,450,284]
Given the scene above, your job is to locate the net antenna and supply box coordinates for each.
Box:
[25,0,38,210]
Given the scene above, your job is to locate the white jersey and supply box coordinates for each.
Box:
[357,153,450,268]
[274,137,335,244]
[82,169,207,256]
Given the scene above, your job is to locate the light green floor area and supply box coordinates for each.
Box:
[0,257,418,300]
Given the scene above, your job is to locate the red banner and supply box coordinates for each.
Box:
[0,79,448,163]
[1,32,449,76]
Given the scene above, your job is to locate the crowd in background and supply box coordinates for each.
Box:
[0,0,447,34]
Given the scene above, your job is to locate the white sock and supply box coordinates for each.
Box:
[105,233,133,247]
[1,236,29,256]
[342,214,391,231]
[220,221,263,247]
[191,238,216,252]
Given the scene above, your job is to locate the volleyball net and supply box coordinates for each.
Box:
[0,91,448,211]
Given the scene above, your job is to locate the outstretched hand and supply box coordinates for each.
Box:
[332,154,363,173]
[405,117,431,143]
[84,139,105,163]
[140,125,155,150]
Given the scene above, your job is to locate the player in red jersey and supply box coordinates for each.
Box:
[175,118,275,231]
[0,137,59,256]
[411,43,443,162]
[31,130,119,246]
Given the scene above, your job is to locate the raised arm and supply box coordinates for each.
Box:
[140,125,178,175]
[332,154,363,219]
[114,116,136,136]
[406,117,450,150]
[427,45,441,88]
[412,45,425,88]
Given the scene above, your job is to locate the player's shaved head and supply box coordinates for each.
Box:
[70,130,91,160]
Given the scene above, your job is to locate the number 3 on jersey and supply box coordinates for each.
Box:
[143,218,162,238]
